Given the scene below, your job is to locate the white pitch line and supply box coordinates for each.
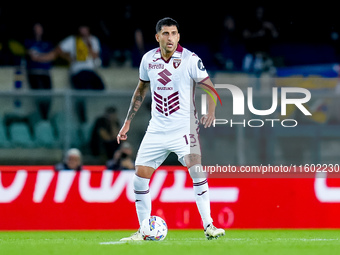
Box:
[285,238,339,242]
[99,238,339,245]
[100,241,125,245]
[229,238,340,242]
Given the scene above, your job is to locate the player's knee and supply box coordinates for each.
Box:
[135,165,155,179]
[188,164,207,180]
[184,153,201,169]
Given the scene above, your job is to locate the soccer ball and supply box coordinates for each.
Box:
[140,216,168,241]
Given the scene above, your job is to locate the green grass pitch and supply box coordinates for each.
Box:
[0,230,339,255]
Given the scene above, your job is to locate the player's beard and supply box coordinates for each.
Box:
[164,41,177,54]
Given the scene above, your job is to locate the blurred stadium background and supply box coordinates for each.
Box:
[1,4,340,244]
[0,4,339,165]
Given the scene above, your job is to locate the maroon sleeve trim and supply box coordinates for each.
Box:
[139,78,150,82]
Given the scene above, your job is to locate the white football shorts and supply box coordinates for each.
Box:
[135,127,201,169]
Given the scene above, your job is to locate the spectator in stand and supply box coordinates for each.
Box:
[58,24,104,91]
[242,6,278,74]
[106,142,134,170]
[90,106,120,159]
[33,23,105,123]
[54,148,83,171]
[60,24,105,123]
[25,22,54,120]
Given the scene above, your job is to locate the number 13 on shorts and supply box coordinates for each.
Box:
[183,134,198,147]
[183,133,201,156]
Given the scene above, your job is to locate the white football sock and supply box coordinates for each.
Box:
[133,174,151,227]
[189,164,213,229]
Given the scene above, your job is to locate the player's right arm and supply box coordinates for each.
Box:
[117,80,150,144]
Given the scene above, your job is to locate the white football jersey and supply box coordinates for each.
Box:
[139,44,209,133]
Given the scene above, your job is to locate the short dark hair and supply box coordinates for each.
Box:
[155,17,179,33]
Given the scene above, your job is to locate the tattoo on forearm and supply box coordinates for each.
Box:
[127,95,142,120]
[126,83,148,121]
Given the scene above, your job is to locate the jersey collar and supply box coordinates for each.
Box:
[153,44,183,63]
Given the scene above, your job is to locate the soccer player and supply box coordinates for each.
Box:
[117,17,225,240]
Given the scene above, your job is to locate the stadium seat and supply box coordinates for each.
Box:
[51,112,65,140]
[34,121,58,148]
[0,121,11,148]
[51,112,84,148]
[80,122,92,145]
[9,122,35,148]
[70,123,83,148]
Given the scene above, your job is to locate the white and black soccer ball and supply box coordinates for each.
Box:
[140,216,168,241]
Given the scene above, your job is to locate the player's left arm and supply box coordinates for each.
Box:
[199,77,216,128]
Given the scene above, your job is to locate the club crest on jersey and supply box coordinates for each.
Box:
[173,59,181,69]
